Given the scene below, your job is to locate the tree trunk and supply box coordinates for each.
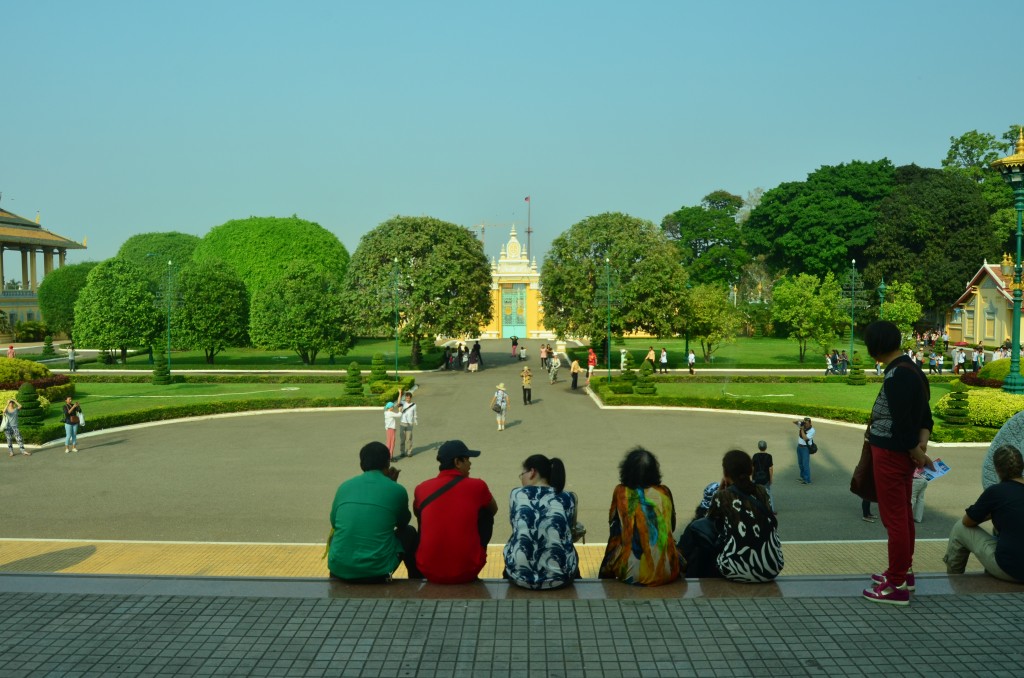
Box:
[298,349,310,365]
[309,349,319,365]
[205,349,215,364]
[798,340,807,362]
[120,346,128,364]
[410,336,421,369]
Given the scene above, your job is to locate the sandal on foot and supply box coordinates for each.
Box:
[20,450,30,456]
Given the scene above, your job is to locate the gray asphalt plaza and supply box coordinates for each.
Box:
[1,339,1022,677]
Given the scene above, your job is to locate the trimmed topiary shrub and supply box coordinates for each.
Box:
[16,382,45,427]
[978,358,1021,382]
[934,382,1024,428]
[620,352,638,382]
[609,382,635,394]
[345,362,363,396]
[370,352,388,382]
[847,352,866,386]
[635,361,657,395]
[0,359,51,385]
[152,349,172,385]
[41,335,56,358]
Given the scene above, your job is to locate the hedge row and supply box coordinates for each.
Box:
[71,374,416,390]
[638,374,960,385]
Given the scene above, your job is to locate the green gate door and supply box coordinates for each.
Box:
[502,284,527,338]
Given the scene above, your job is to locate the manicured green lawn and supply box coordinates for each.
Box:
[79,338,444,371]
[69,382,354,419]
[655,380,952,412]
[578,336,870,369]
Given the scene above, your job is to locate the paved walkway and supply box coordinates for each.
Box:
[1,339,1019,677]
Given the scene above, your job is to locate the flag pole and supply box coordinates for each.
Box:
[525,195,533,257]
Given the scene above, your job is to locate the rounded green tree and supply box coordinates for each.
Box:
[16,382,45,427]
[345,362,363,396]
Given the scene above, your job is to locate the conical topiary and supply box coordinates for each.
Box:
[370,352,388,382]
[943,379,970,426]
[635,360,658,395]
[345,361,363,396]
[847,352,866,386]
[153,348,172,385]
[16,382,44,427]
[41,335,56,358]
[620,351,638,382]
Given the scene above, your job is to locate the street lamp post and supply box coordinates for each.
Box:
[877,277,887,320]
[849,259,856,359]
[993,127,1024,394]
[605,257,612,384]
[392,257,400,381]
[165,260,172,375]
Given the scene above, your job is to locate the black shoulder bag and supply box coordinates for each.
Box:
[414,475,465,518]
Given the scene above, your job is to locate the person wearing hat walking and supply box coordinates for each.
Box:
[413,440,498,584]
[491,383,509,431]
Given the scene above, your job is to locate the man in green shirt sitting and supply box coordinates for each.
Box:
[328,441,420,582]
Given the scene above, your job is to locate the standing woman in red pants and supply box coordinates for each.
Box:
[862,321,934,606]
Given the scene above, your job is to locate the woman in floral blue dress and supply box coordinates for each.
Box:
[503,454,579,590]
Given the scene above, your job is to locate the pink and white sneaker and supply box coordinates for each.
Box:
[863,577,910,606]
[870,570,915,592]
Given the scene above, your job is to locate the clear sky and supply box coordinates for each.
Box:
[3,0,1021,267]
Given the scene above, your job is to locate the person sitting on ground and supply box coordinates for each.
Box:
[503,454,579,590]
[599,447,682,586]
[943,445,1024,583]
[707,449,784,582]
[327,442,420,582]
[414,440,498,584]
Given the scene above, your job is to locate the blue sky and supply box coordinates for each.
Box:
[3,1,1020,266]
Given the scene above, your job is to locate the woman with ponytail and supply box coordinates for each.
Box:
[707,449,783,582]
[503,454,579,590]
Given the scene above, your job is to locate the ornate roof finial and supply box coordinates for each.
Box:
[1016,126,1024,155]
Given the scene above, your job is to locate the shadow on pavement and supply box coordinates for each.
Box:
[0,545,97,573]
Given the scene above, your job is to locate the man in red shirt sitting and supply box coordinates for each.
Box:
[414,440,498,583]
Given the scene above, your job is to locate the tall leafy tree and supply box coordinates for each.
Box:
[746,160,896,277]
[344,216,492,367]
[192,216,350,299]
[250,261,351,365]
[771,272,845,362]
[865,165,996,313]
[174,259,250,364]
[878,280,923,338]
[117,232,202,292]
[662,190,749,285]
[36,261,98,336]
[73,259,162,363]
[685,284,742,362]
[540,212,688,342]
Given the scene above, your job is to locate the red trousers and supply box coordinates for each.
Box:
[871,445,916,586]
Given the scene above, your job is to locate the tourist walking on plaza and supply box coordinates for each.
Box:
[752,440,774,512]
[862,320,934,606]
[570,358,582,390]
[503,454,579,590]
[795,417,815,484]
[599,447,681,586]
[414,440,498,584]
[539,344,548,370]
[62,396,82,454]
[67,343,77,372]
[510,335,518,358]
[688,349,696,375]
[491,383,509,431]
[327,442,420,582]
[943,445,1024,583]
[398,391,417,459]
[3,398,28,457]
[587,347,597,378]
[548,352,561,384]
[520,365,532,405]
[5,345,13,360]
[383,396,401,459]
[645,346,656,372]
[467,347,480,373]
[659,347,668,374]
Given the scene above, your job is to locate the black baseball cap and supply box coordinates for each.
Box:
[437,440,481,464]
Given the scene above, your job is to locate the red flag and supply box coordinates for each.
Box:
[524,196,530,202]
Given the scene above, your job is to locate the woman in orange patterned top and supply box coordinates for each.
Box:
[598,447,682,586]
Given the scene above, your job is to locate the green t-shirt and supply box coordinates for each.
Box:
[328,471,411,579]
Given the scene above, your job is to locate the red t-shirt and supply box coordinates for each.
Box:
[414,469,494,584]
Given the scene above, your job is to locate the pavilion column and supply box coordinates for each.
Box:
[29,249,38,291]
[59,249,66,267]
[44,249,53,276]
[20,249,28,289]
[0,246,4,290]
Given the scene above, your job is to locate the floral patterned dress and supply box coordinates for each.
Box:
[599,484,681,586]
[503,486,578,589]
